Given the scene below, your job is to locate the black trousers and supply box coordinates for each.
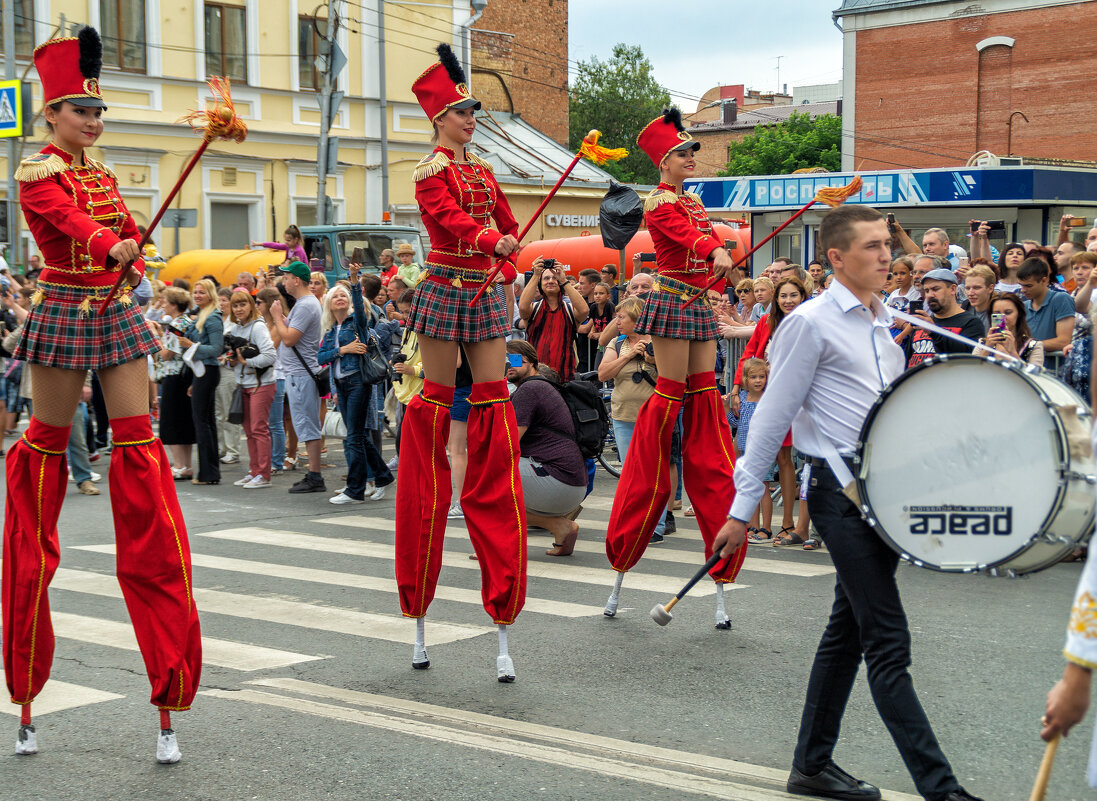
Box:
[793,461,959,801]
[191,368,221,482]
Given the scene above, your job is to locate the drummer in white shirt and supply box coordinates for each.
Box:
[713,205,983,801]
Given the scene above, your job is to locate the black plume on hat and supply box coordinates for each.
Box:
[662,107,685,133]
[77,26,103,80]
[436,43,466,85]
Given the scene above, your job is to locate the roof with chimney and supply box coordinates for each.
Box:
[688,101,841,133]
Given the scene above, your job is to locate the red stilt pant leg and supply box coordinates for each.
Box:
[108,415,202,710]
[605,377,685,573]
[683,372,747,582]
[2,419,70,706]
[394,381,454,619]
[462,381,526,624]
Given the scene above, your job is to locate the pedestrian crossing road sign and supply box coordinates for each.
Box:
[0,80,23,138]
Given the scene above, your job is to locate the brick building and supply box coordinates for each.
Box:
[471,0,569,145]
[835,0,1097,171]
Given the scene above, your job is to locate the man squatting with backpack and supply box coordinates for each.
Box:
[505,340,591,557]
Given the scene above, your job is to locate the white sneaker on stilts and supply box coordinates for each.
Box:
[496,624,515,683]
[604,572,624,617]
[157,729,181,764]
[16,724,36,755]
[412,617,430,669]
[715,583,731,630]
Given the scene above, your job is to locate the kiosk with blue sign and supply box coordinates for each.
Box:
[686,165,1097,269]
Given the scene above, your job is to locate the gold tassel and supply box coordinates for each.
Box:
[685,191,705,206]
[84,156,117,181]
[31,288,45,306]
[643,188,679,213]
[118,292,133,307]
[466,151,494,173]
[14,153,67,183]
[412,151,451,182]
[77,295,93,318]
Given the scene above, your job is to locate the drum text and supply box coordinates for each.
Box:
[908,505,1013,537]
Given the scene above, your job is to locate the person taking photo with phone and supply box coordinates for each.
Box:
[518,256,588,381]
[975,292,1043,366]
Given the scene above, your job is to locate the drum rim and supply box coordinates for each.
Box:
[854,353,1077,574]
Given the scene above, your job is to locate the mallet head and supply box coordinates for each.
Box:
[650,604,673,626]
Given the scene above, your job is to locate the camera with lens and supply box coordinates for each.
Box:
[542,258,556,270]
[390,352,408,383]
[223,333,260,359]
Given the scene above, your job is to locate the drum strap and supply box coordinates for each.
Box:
[890,308,1018,364]
[796,410,861,507]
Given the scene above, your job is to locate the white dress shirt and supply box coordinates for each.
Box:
[729,279,906,522]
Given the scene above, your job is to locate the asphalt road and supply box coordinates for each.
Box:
[0,436,1091,801]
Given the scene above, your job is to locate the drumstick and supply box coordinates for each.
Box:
[1028,735,1060,801]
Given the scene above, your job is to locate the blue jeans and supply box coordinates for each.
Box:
[335,375,393,500]
[612,418,666,536]
[269,378,286,469]
[68,402,93,484]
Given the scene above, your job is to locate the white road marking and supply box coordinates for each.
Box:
[0,681,123,717]
[49,568,490,645]
[199,527,720,596]
[318,515,834,578]
[204,678,919,801]
[71,545,602,618]
[50,610,322,671]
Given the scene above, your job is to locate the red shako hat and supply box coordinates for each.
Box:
[35,26,106,109]
[412,43,481,122]
[637,108,700,168]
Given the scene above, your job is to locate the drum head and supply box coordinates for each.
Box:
[858,356,1062,572]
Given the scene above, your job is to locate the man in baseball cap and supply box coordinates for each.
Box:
[278,260,311,281]
[907,266,985,368]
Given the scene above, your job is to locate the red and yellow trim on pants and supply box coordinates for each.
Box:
[605,376,685,574]
[682,372,747,583]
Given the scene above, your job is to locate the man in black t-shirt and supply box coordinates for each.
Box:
[907,268,986,370]
[506,341,588,557]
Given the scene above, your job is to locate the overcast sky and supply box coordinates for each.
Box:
[568,2,845,109]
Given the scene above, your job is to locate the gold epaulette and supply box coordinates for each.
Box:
[684,191,704,206]
[643,187,679,212]
[85,156,117,181]
[14,153,68,183]
[412,150,452,182]
[466,151,494,173]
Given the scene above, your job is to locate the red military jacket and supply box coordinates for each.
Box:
[644,182,723,289]
[17,143,143,288]
[413,145,518,274]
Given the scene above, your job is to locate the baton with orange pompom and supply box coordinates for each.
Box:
[467,130,629,306]
[98,77,248,315]
[681,176,864,309]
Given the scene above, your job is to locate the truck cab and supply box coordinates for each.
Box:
[301,224,426,285]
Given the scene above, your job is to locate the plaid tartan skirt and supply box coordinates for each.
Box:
[636,274,719,341]
[408,265,510,342]
[14,281,158,371]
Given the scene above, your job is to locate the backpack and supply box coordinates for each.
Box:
[539,376,609,460]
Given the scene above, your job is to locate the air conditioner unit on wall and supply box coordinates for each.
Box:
[997,157,1023,166]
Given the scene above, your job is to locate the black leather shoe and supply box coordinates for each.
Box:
[941,790,984,801]
[787,762,882,800]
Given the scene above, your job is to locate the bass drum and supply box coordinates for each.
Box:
[855,354,1095,576]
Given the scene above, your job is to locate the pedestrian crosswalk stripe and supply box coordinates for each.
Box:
[49,567,491,645]
[197,527,721,597]
[204,678,921,801]
[51,610,322,671]
[0,680,123,717]
[316,515,834,578]
[72,545,602,618]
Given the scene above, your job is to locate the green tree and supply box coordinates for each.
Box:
[719,112,842,176]
[569,44,670,186]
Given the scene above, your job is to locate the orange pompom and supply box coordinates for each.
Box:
[179,76,248,144]
[814,175,863,208]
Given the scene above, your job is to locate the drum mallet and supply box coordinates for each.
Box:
[1028,735,1060,801]
[650,552,723,626]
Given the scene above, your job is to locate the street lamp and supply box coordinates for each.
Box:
[1007,111,1029,156]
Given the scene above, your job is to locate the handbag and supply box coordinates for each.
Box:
[227,385,245,425]
[291,345,331,398]
[359,330,390,385]
[321,408,348,438]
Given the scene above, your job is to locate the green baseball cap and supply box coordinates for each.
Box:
[279,260,311,281]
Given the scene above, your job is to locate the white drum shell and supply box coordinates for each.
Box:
[856,355,1095,575]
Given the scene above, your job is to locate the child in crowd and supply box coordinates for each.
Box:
[580,282,616,360]
[727,357,777,541]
